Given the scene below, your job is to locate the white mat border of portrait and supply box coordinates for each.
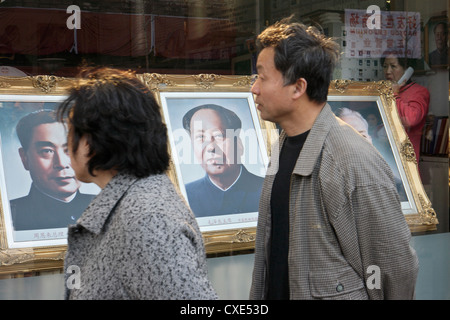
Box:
[0,94,100,249]
[327,95,417,215]
[159,91,269,232]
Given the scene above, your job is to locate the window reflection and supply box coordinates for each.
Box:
[0,1,446,78]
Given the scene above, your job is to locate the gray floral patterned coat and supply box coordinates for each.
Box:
[64,172,217,300]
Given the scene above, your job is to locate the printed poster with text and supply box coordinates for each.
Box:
[345,9,421,59]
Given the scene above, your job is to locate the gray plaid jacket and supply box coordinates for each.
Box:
[250,104,418,300]
[64,172,217,300]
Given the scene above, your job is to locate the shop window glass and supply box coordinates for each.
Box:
[0,1,447,78]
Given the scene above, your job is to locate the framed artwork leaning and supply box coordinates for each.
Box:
[160,92,268,224]
[0,76,100,276]
[328,80,438,232]
[139,73,276,254]
[425,15,448,69]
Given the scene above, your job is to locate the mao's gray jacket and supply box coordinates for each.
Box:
[250,104,419,300]
[64,172,217,300]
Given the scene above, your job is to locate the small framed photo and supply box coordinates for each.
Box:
[425,16,448,68]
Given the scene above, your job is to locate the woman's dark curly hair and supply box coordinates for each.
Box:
[57,67,169,178]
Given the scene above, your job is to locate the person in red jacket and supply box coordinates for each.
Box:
[382,54,430,164]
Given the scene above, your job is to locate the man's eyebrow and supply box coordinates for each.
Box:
[33,141,57,148]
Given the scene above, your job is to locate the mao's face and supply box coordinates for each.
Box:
[434,23,448,51]
[19,122,80,201]
[190,109,243,177]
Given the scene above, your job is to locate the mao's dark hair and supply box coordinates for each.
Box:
[182,104,242,134]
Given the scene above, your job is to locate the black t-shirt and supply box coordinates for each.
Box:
[267,130,309,300]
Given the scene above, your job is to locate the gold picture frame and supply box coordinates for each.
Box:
[0,75,79,277]
[137,73,277,255]
[328,80,438,232]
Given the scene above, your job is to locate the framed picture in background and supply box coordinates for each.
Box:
[0,74,438,277]
[139,73,276,255]
[425,15,449,68]
[328,80,437,232]
[0,76,100,276]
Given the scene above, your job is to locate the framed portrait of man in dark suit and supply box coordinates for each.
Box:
[0,96,100,250]
[160,91,270,233]
[426,16,448,68]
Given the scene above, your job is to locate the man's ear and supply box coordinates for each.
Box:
[293,78,307,99]
[18,147,30,171]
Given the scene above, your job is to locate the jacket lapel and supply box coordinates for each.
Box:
[292,104,335,177]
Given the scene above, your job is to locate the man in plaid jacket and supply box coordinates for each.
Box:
[249,19,419,300]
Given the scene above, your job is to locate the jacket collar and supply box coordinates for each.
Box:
[76,172,139,235]
[278,103,335,177]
